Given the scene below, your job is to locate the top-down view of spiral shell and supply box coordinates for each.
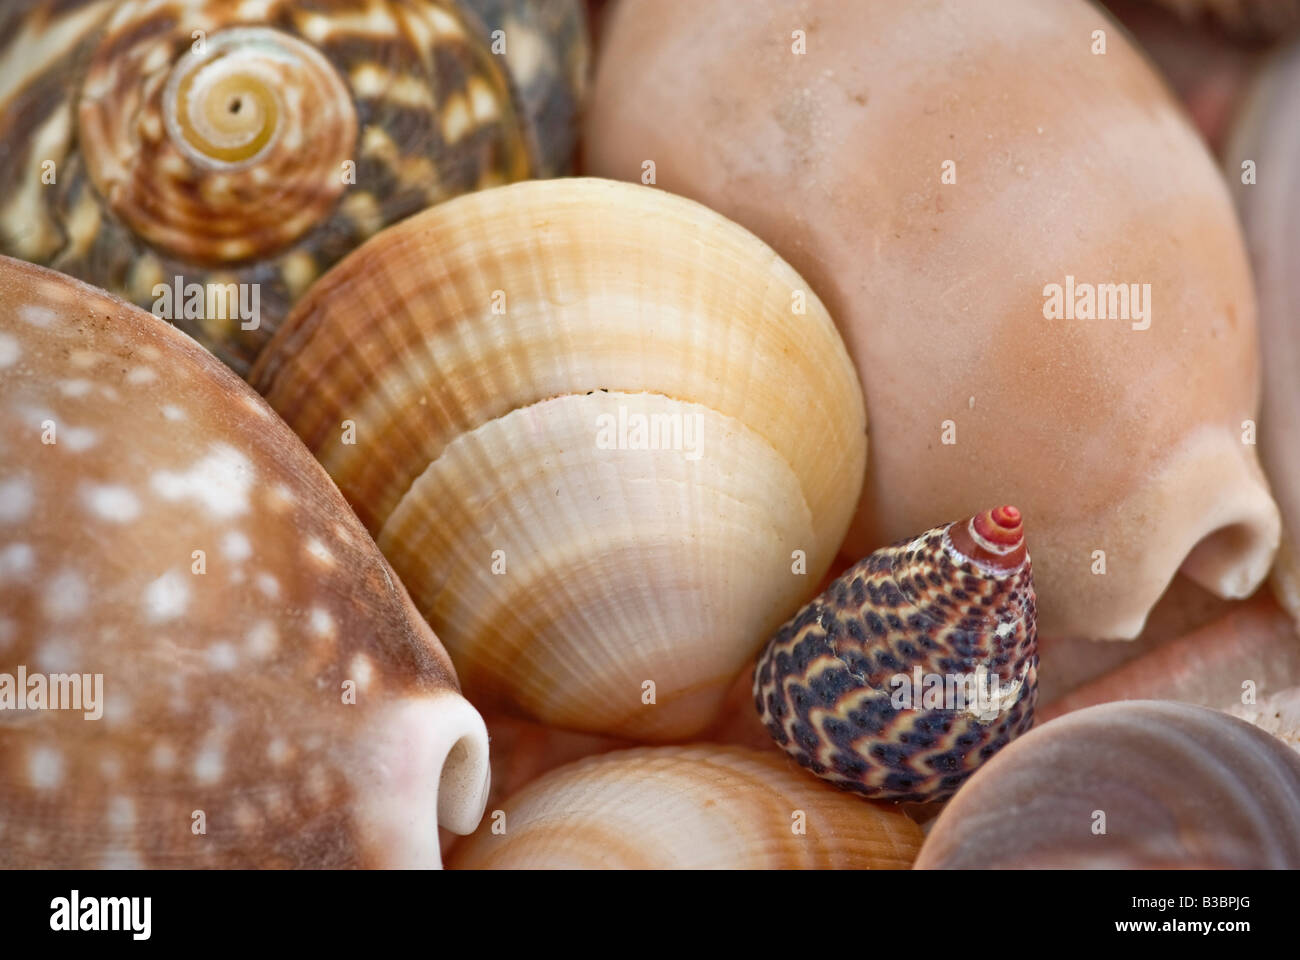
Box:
[2,0,1300,922]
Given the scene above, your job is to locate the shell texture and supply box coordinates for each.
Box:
[253,177,868,741]
[0,0,586,375]
[448,745,924,869]
[0,256,489,867]
[1226,42,1300,630]
[915,701,1300,869]
[756,507,1037,802]
[583,0,1280,642]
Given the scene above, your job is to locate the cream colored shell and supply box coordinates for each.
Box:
[0,256,488,867]
[448,745,924,869]
[253,177,868,740]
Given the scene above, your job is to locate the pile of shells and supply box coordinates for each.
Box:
[2,0,1300,871]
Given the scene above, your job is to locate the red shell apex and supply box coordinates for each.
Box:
[950,505,1028,572]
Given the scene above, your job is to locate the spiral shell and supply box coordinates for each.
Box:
[253,177,868,741]
[915,701,1300,869]
[448,745,924,869]
[0,256,489,867]
[755,506,1037,802]
[0,0,587,375]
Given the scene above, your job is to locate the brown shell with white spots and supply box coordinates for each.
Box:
[0,0,587,376]
[0,256,489,868]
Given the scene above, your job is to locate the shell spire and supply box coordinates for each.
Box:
[754,507,1038,802]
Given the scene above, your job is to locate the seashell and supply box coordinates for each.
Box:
[447,745,924,869]
[1226,41,1300,631]
[252,177,868,741]
[755,506,1038,803]
[0,0,588,375]
[583,0,1280,641]
[915,701,1300,869]
[1040,591,1300,722]
[0,256,488,867]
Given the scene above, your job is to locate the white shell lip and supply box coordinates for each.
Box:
[350,694,491,869]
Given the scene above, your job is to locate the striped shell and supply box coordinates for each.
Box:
[0,0,586,375]
[0,256,488,867]
[252,177,868,741]
[755,506,1038,802]
[448,745,924,869]
[916,701,1300,869]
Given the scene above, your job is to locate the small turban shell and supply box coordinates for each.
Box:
[0,257,488,867]
[915,701,1300,869]
[756,507,1037,802]
[448,745,924,869]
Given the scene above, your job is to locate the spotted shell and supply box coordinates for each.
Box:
[0,0,587,376]
[252,177,868,741]
[448,745,924,869]
[915,701,1300,868]
[0,256,489,867]
[755,506,1038,802]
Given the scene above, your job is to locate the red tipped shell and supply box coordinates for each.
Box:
[950,505,1027,572]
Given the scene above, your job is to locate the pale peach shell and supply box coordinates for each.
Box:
[583,0,1279,641]
[253,177,868,741]
[448,745,924,869]
[0,256,488,867]
[915,701,1300,868]
[1226,41,1300,631]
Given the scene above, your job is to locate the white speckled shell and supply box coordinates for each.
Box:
[448,745,924,869]
[253,178,868,741]
[0,256,488,867]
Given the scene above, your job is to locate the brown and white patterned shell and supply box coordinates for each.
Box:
[0,0,586,376]
[0,256,489,867]
[755,506,1038,803]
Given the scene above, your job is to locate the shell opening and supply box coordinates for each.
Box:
[1181,519,1278,600]
[350,694,490,867]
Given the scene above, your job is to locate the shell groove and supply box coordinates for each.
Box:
[253,177,868,740]
[0,256,488,867]
[0,0,586,374]
[755,507,1038,802]
[916,701,1300,869]
[448,745,924,869]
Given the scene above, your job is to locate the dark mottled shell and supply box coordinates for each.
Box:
[0,0,586,376]
[916,701,1300,868]
[754,511,1038,802]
